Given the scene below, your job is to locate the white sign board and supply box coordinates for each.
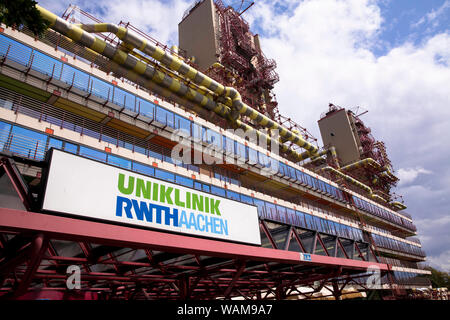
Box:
[42,149,261,245]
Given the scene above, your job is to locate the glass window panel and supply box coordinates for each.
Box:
[112,86,127,107]
[47,138,63,151]
[176,174,194,188]
[132,161,155,177]
[0,121,12,151]
[194,181,202,191]
[31,51,62,79]
[91,77,112,101]
[107,154,132,170]
[254,198,266,217]
[138,99,155,119]
[248,147,258,165]
[175,114,191,135]
[155,168,175,182]
[0,35,32,65]
[226,190,240,201]
[210,185,226,197]
[10,125,47,160]
[240,194,254,205]
[79,146,106,162]
[63,142,78,154]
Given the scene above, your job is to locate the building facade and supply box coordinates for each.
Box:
[0,1,431,300]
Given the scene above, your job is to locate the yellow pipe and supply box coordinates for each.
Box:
[37,6,312,163]
[340,158,397,180]
[38,6,401,207]
[391,201,407,210]
[76,22,319,155]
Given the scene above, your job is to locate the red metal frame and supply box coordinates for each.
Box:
[0,207,390,299]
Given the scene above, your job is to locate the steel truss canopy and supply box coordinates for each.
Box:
[0,156,390,300]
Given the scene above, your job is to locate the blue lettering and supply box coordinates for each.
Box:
[179,210,188,229]
[204,215,214,233]
[116,196,133,219]
[166,208,179,227]
[188,212,197,231]
[131,199,152,222]
[213,217,219,234]
[197,214,205,232]
[220,219,228,236]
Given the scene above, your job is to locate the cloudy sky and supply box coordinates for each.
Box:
[36,0,450,271]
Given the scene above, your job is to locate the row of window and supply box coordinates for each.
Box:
[372,234,425,257]
[0,120,368,244]
[353,196,416,231]
[0,33,414,231]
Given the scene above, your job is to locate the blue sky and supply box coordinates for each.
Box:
[36,0,450,271]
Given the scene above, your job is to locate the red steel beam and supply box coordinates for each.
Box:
[0,208,389,271]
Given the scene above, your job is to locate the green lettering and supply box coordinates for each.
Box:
[160,185,173,204]
[210,198,221,215]
[152,182,159,201]
[136,178,151,199]
[174,189,185,207]
[186,192,191,209]
[192,194,204,212]
[118,173,134,195]
[205,196,209,213]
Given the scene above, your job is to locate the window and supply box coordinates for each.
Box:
[0,121,12,151]
[91,77,112,101]
[112,86,127,107]
[156,106,174,128]
[47,138,63,151]
[64,65,89,91]
[138,98,155,119]
[132,161,155,177]
[0,35,32,66]
[240,194,253,205]
[63,142,78,154]
[248,147,258,165]
[176,174,194,188]
[202,184,210,193]
[32,51,62,79]
[194,181,202,191]
[226,190,240,202]
[235,142,246,160]
[107,154,132,170]
[295,210,306,228]
[155,168,175,182]
[10,125,47,160]
[210,185,226,197]
[265,202,276,220]
[174,114,191,135]
[192,123,202,142]
[253,199,266,217]
[79,146,106,162]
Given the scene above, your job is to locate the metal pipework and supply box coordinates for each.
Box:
[36,6,229,120]
[391,201,407,210]
[36,6,316,163]
[321,166,389,203]
[322,166,372,194]
[76,22,319,155]
[340,157,397,181]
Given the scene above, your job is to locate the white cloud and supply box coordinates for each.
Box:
[412,0,450,29]
[426,250,450,272]
[397,167,432,185]
[38,0,191,46]
[246,0,450,270]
